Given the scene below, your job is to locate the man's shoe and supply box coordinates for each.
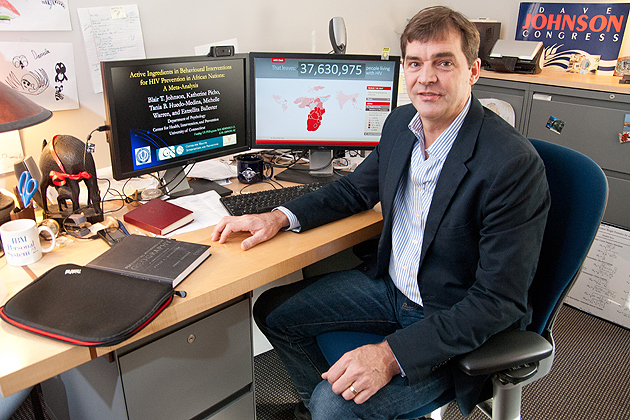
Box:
[294,401,312,420]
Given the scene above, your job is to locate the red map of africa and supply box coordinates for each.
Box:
[287,87,358,132]
[307,100,326,131]
[295,96,329,132]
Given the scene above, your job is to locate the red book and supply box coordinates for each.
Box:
[123,198,193,235]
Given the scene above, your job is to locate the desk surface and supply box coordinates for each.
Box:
[479,68,630,95]
[0,184,383,397]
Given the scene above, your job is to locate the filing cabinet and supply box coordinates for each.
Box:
[41,296,254,420]
[525,86,630,228]
[474,74,630,229]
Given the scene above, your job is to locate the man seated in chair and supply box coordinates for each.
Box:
[212,6,550,419]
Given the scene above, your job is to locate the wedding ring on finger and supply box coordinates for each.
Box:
[349,384,360,396]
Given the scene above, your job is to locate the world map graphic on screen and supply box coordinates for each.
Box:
[272,87,360,132]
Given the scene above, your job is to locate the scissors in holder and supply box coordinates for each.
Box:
[18,171,38,209]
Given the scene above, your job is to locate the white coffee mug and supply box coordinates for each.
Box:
[1,219,56,266]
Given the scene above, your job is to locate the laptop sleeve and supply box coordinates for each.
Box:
[0,264,175,347]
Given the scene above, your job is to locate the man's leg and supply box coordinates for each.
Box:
[309,366,453,420]
[253,269,401,406]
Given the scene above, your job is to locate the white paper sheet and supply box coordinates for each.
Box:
[0,0,72,31]
[567,223,630,329]
[186,158,237,181]
[0,42,79,111]
[166,190,229,236]
[0,131,23,174]
[78,5,146,93]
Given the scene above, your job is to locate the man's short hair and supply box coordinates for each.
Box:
[401,6,480,68]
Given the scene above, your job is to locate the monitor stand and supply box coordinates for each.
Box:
[275,150,347,184]
[160,166,232,198]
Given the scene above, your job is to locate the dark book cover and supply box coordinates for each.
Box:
[123,198,194,235]
[87,234,210,287]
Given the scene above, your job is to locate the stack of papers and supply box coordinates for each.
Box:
[167,190,230,236]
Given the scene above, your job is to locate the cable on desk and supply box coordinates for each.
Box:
[158,162,196,193]
[237,179,284,195]
[262,149,336,172]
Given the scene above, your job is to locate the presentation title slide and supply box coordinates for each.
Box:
[129,64,232,92]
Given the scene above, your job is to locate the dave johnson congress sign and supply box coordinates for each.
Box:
[516,2,630,74]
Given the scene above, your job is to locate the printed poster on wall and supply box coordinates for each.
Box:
[516,3,630,75]
[0,42,79,111]
[0,0,71,31]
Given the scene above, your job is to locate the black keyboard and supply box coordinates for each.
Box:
[220,182,327,216]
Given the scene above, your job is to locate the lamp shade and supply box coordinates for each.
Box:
[0,81,52,133]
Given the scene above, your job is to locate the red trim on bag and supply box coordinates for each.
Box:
[130,295,173,335]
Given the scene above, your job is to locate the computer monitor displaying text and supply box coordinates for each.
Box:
[250,52,400,180]
[101,54,250,195]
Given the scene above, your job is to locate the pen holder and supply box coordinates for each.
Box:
[10,204,36,222]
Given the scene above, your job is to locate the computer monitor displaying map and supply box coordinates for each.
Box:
[250,52,400,181]
[101,54,250,196]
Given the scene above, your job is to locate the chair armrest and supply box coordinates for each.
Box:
[456,330,553,376]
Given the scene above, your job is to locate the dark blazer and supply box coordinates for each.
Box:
[285,96,550,415]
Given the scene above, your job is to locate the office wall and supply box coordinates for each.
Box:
[0,0,619,189]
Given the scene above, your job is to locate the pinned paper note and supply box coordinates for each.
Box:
[110,6,127,19]
[77,5,146,93]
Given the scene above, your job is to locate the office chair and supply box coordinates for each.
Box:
[316,138,608,420]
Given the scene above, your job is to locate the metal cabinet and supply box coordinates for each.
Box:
[525,86,630,228]
[526,87,630,173]
[477,75,630,229]
[42,296,254,420]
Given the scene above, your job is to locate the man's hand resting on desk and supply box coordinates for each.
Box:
[211,210,290,250]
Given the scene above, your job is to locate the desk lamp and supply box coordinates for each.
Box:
[0,81,53,224]
[0,81,52,133]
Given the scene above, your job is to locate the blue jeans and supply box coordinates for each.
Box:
[253,269,453,419]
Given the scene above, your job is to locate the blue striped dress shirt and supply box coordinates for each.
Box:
[389,97,471,305]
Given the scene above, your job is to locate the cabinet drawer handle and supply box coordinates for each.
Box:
[533,93,552,101]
